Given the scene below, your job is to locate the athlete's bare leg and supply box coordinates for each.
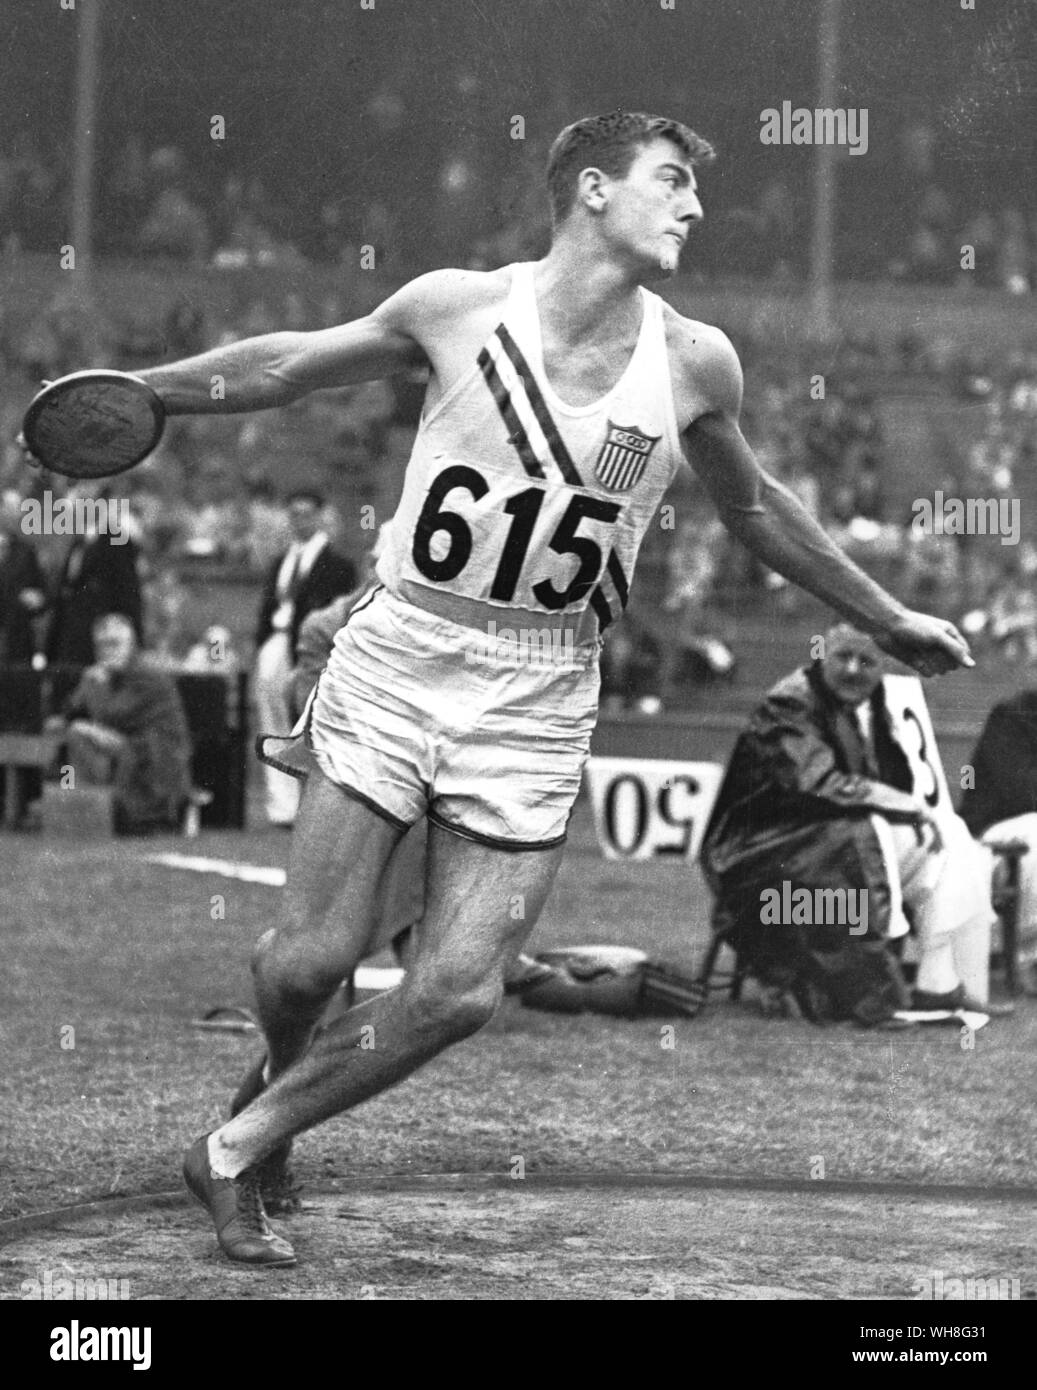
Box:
[250,768,407,1078]
[209,820,564,1176]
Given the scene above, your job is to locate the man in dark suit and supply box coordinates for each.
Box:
[0,512,48,827]
[0,527,46,665]
[45,488,143,667]
[254,490,355,826]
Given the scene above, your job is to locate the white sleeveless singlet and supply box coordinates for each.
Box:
[377,261,685,646]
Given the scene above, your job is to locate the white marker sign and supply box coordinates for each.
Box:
[585,757,724,861]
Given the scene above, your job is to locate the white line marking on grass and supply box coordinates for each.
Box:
[144,852,403,991]
[145,852,286,887]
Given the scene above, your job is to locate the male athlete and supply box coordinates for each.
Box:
[110,112,972,1266]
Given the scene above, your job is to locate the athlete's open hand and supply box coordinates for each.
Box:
[874,611,974,677]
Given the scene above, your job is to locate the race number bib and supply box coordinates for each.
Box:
[401,458,623,611]
[585,758,724,861]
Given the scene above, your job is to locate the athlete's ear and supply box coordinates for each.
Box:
[576,167,609,213]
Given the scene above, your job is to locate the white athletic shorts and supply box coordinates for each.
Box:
[259,586,601,850]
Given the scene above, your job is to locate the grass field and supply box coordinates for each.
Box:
[2,797,1035,1299]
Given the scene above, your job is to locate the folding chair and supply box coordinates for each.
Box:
[692,910,749,1008]
[986,837,1028,994]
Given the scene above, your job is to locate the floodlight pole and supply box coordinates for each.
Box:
[808,0,840,339]
[70,0,103,286]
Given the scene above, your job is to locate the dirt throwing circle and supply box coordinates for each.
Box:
[2,1175,1035,1300]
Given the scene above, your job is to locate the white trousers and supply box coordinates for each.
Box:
[876,813,995,1002]
[255,633,301,826]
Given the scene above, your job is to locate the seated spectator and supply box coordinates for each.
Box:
[700,624,1007,1026]
[960,692,1037,982]
[48,613,192,836]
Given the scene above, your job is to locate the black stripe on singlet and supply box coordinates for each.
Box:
[589,551,630,633]
[478,345,547,479]
[606,551,630,610]
[494,325,584,488]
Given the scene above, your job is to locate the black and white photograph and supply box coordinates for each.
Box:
[1,0,1034,1341]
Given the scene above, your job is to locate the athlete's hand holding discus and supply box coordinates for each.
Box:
[20,370,166,478]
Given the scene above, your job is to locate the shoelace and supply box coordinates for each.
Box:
[236,1171,273,1236]
[262,1166,303,1214]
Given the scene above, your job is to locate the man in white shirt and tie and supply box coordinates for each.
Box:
[253,491,356,826]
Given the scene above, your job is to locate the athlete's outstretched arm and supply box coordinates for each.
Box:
[132,274,448,415]
[679,336,972,676]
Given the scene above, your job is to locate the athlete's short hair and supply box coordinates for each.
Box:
[546,111,715,225]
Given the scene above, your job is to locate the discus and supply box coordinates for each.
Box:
[22,369,166,479]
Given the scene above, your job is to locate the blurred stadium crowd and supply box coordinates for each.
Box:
[3,99,1037,287]
[2,101,1037,701]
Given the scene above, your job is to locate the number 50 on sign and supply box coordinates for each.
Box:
[585,758,724,861]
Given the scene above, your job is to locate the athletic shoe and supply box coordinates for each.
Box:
[230,1055,301,1215]
[911,985,1014,1017]
[182,1134,296,1268]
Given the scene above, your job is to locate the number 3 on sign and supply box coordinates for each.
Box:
[585,758,725,861]
[882,675,950,814]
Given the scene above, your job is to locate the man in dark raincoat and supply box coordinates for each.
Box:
[701,625,998,1024]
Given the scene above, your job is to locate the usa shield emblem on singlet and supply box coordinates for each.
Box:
[594,420,660,491]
